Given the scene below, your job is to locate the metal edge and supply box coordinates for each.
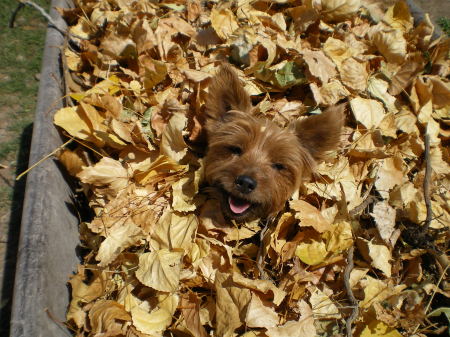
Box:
[9,0,79,336]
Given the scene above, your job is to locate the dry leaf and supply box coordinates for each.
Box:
[245,294,279,328]
[302,49,337,84]
[371,201,400,247]
[290,200,332,233]
[136,249,184,292]
[96,222,144,266]
[215,271,251,337]
[350,97,386,129]
[210,8,239,40]
[321,0,361,22]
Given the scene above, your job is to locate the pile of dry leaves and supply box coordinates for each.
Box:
[53,0,449,336]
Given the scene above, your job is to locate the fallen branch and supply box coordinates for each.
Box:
[256,219,272,280]
[412,263,450,334]
[344,246,358,337]
[10,0,88,40]
[423,133,433,231]
[16,137,73,181]
[8,2,25,28]
[349,195,377,218]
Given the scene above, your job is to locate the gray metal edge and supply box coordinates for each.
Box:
[9,0,79,336]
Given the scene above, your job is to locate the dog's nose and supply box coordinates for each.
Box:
[235,175,257,194]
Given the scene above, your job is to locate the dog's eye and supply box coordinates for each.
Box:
[227,146,242,155]
[272,163,285,171]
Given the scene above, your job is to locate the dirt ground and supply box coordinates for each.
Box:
[0,0,47,334]
[415,0,450,27]
[0,0,449,336]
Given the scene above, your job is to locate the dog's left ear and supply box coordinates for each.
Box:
[205,64,252,123]
[291,104,346,161]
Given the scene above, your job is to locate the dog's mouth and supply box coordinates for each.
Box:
[219,188,262,221]
[228,194,252,215]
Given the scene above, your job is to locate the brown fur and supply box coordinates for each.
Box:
[203,64,345,222]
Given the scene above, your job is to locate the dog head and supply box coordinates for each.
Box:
[203,64,344,222]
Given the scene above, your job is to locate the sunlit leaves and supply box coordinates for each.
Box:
[57,0,450,336]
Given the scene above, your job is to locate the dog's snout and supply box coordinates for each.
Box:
[235,175,257,194]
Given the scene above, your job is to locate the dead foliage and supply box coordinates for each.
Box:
[53,0,449,336]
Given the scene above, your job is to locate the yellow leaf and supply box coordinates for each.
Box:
[77,157,128,194]
[323,37,353,68]
[139,57,167,91]
[301,49,337,84]
[136,249,183,292]
[96,222,144,267]
[172,169,201,212]
[340,57,368,91]
[58,149,86,176]
[245,294,278,328]
[430,146,450,175]
[360,319,403,337]
[70,16,92,39]
[295,240,327,265]
[321,0,361,22]
[85,75,121,96]
[215,271,251,337]
[150,209,198,251]
[160,112,188,163]
[266,303,316,337]
[232,272,286,306]
[394,109,419,134]
[311,79,350,106]
[309,286,341,319]
[382,0,413,33]
[374,155,404,199]
[290,200,332,233]
[350,97,386,129]
[368,240,392,277]
[182,69,213,82]
[367,77,397,113]
[323,221,353,254]
[133,155,186,185]
[371,202,399,246]
[372,29,407,64]
[131,305,173,335]
[210,8,239,40]
[67,268,112,327]
[360,276,406,308]
[89,300,131,334]
[54,106,91,140]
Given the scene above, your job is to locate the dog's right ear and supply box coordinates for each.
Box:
[205,64,252,124]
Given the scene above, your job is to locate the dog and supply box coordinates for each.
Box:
[202,64,345,223]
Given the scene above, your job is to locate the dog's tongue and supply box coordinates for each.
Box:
[228,196,251,214]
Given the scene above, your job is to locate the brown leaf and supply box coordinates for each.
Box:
[215,271,251,337]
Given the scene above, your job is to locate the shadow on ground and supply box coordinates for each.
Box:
[0,123,33,336]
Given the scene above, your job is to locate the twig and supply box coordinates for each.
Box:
[423,133,433,231]
[344,246,358,337]
[349,196,377,218]
[412,263,450,334]
[45,308,73,336]
[16,137,74,181]
[12,0,88,40]
[60,35,74,107]
[9,2,25,28]
[256,219,271,280]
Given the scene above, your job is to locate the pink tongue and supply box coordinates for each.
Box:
[228,196,251,214]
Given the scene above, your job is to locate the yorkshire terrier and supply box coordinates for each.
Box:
[203,64,344,223]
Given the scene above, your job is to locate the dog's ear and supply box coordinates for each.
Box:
[291,104,345,161]
[205,64,252,123]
